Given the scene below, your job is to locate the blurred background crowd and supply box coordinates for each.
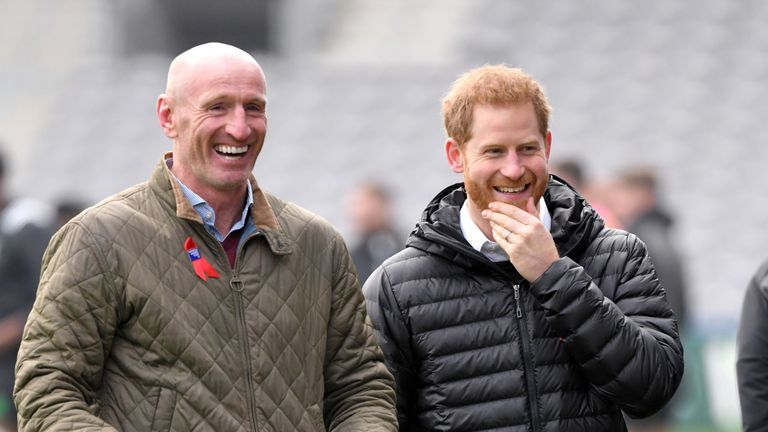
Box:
[3,0,768,431]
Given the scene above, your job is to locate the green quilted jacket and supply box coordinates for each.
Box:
[14,155,397,431]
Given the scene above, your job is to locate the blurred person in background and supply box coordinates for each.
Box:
[610,166,689,432]
[364,65,683,431]
[611,166,688,325]
[0,148,56,431]
[344,180,403,285]
[737,257,768,432]
[0,149,56,239]
[550,158,623,229]
[14,42,396,431]
[0,199,84,432]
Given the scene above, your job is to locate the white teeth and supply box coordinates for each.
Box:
[496,186,525,193]
[215,145,248,155]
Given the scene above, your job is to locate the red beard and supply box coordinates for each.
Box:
[463,172,546,213]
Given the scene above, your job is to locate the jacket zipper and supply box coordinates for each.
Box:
[513,284,523,318]
[226,230,264,431]
[230,273,261,431]
[513,283,542,432]
[197,218,265,429]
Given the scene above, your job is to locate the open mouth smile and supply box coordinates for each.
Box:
[214,145,249,160]
[494,185,528,194]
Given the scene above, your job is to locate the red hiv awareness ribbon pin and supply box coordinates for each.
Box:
[184,236,220,281]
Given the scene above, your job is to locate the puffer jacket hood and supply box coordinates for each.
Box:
[407,176,601,272]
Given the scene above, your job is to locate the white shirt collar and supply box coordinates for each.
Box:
[460,197,552,262]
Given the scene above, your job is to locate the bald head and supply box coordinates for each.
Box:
[165,43,266,102]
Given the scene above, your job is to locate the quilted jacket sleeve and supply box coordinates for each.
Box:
[322,236,398,431]
[363,263,418,431]
[529,232,684,418]
[14,221,121,431]
[737,259,768,432]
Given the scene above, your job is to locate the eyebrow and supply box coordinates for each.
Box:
[200,94,267,106]
[519,140,541,146]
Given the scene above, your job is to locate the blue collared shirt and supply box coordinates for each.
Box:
[166,158,255,242]
[176,180,254,242]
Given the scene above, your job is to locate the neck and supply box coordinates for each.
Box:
[206,186,248,235]
[169,162,249,235]
[467,200,494,241]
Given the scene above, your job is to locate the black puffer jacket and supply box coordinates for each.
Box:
[363,178,684,431]
[737,258,768,431]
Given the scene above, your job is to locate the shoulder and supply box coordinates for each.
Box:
[63,182,160,243]
[264,192,344,244]
[265,192,322,223]
[755,258,768,280]
[582,226,649,259]
[363,246,435,306]
[382,246,433,273]
[576,227,656,290]
[748,258,768,296]
[371,246,461,296]
[79,181,150,219]
[40,184,154,281]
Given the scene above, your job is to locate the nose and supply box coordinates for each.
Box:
[500,154,526,179]
[225,107,252,141]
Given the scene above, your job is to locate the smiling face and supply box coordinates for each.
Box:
[446,102,551,231]
[157,44,267,199]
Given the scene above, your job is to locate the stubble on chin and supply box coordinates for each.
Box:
[464,180,490,213]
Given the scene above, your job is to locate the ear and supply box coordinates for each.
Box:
[445,138,464,173]
[544,131,552,160]
[156,94,177,139]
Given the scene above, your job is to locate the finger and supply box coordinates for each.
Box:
[490,221,513,243]
[483,208,528,234]
[484,211,516,236]
[488,201,539,224]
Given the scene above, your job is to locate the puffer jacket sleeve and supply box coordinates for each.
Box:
[363,262,417,431]
[14,221,121,431]
[737,258,768,432]
[322,235,398,431]
[529,232,683,418]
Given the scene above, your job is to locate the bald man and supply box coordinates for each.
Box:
[14,43,397,431]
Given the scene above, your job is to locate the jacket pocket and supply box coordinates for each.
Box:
[150,387,178,432]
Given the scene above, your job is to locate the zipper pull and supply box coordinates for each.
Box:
[230,276,244,292]
[513,284,522,318]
